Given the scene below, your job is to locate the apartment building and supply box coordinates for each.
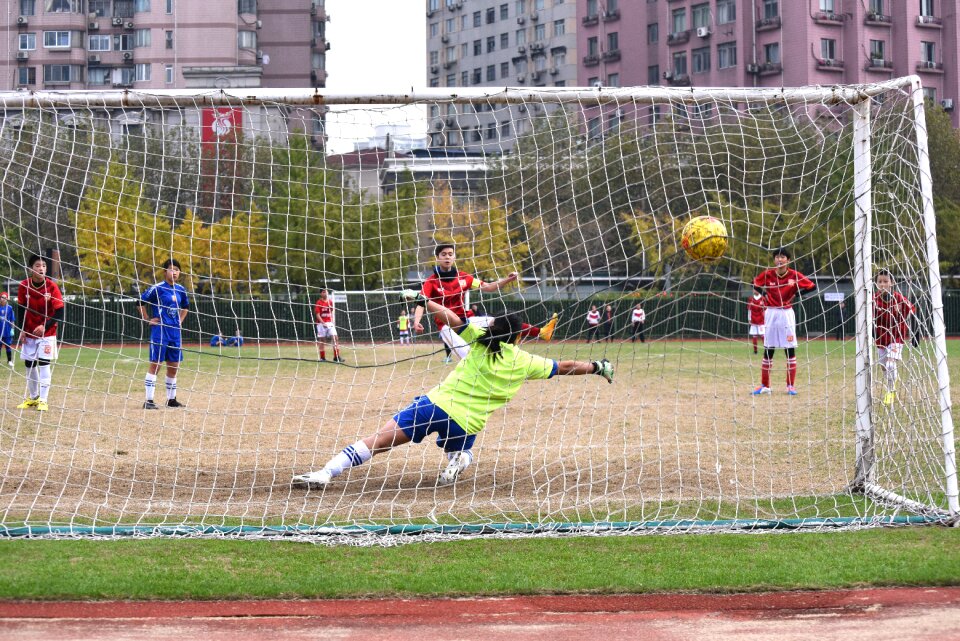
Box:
[425,0,578,151]
[578,0,960,127]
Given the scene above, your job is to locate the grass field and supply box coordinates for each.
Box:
[0,336,956,531]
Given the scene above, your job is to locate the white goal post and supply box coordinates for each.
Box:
[0,77,955,543]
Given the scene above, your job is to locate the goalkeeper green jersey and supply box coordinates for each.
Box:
[426,322,557,434]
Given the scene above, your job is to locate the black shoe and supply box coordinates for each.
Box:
[333,356,344,363]
[319,356,327,362]
[166,398,185,408]
[143,400,159,410]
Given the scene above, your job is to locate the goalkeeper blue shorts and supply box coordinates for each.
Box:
[394,395,475,453]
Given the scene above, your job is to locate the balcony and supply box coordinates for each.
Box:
[667,73,691,86]
[581,14,599,26]
[601,49,621,62]
[916,15,943,28]
[816,58,845,71]
[813,11,844,25]
[583,53,600,67]
[602,9,620,22]
[759,62,782,76]
[756,16,780,31]
[666,30,690,45]
[916,60,944,73]
[866,58,893,71]
[864,12,891,26]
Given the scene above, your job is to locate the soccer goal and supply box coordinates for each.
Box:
[0,77,955,543]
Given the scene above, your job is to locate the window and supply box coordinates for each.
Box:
[534,0,544,9]
[165,30,173,49]
[869,0,883,11]
[486,64,496,81]
[487,36,495,52]
[717,41,736,68]
[165,64,173,83]
[587,36,598,56]
[870,39,885,61]
[819,0,834,11]
[19,33,36,50]
[238,0,255,13]
[88,67,110,85]
[501,32,509,48]
[692,46,710,72]
[43,31,70,48]
[716,0,735,24]
[473,10,481,26]
[921,41,935,63]
[923,86,936,102]
[237,30,256,49]
[445,45,455,61]
[500,121,511,137]
[764,42,780,64]
[134,0,150,11]
[553,19,564,36]
[764,0,779,19]
[445,17,454,32]
[486,7,495,23]
[17,67,36,86]
[43,64,77,83]
[166,0,173,14]
[534,23,545,40]
[501,61,509,77]
[608,110,621,132]
[115,34,132,50]
[461,14,468,29]
[473,40,481,55]
[134,28,151,48]
[692,3,710,29]
[647,23,658,43]
[19,0,35,16]
[607,72,620,86]
[430,22,439,37]
[486,123,496,140]
[446,73,456,85]
[500,3,509,19]
[514,58,527,73]
[89,0,109,16]
[135,62,151,81]
[586,0,598,17]
[587,76,598,86]
[671,8,686,33]
[820,38,836,61]
[606,0,617,11]
[472,68,481,83]
[534,55,546,71]
[88,34,111,51]
[608,32,618,50]
[920,0,934,16]
[553,51,565,65]
[461,42,468,57]
[430,50,439,64]
[429,78,440,87]
[673,51,687,75]
[428,0,439,10]
[516,28,526,44]
[516,0,525,14]
[587,117,600,140]
[45,0,81,12]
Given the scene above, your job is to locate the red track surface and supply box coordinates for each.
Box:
[2,588,960,641]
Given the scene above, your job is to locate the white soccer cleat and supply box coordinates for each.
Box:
[438,452,472,486]
[292,469,333,487]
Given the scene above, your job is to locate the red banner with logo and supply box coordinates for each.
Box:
[201,107,243,153]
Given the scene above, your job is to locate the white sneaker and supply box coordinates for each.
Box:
[7,361,12,368]
[438,452,471,486]
[292,469,333,487]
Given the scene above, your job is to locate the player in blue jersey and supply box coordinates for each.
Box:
[138,258,190,409]
[0,292,16,367]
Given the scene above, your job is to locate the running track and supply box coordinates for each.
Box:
[2,588,960,640]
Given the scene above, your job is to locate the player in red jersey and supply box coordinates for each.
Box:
[412,244,557,363]
[874,269,915,406]
[746,287,766,354]
[314,289,343,363]
[16,254,64,412]
[751,248,816,396]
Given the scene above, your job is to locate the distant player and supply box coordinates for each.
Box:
[602,305,615,342]
[0,292,16,366]
[412,244,557,363]
[292,290,613,489]
[752,248,816,396]
[314,289,343,363]
[139,258,189,409]
[16,254,64,412]
[630,303,646,343]
[397,309,410,345]
[874,269,915,406]
[746,287,766,354]
[586,305,601,342]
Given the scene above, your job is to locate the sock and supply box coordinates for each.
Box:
[786,357,797,387]
[323,440,372,479]
[519,323,540,340]
[447,449,474,468]
[885,362,897,390]
[27,366,39,399]
[761,357,772,388]
[145,373,157,401]
[334,346,341,359]
[752,337,758,353]
[5,346,11,361]
[165,376,177,400]
[320,347,326,359]
[37,364,52,402]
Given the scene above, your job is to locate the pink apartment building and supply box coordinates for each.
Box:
[578,0,958,121]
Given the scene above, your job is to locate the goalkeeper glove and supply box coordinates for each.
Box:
[399,289,426,305]
[592,359,614,384]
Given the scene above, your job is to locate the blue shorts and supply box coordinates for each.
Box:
[393,395,476,453]
[149,340,183,363]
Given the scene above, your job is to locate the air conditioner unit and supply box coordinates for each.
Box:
[454,2,463,9]
[516,16,525,24]
[16,16,27,26]
[530,12,539,21]
[256,20,262,28]
[112,17,123,25]
[531,70,542,80]
[430,64,439,74]
[16,51,29,61]
[518,104,527,112]
[517,74,526,82]
[89,21,99,30]
[517,45,526,53]
[88,54,101,63]
[942,99,954,111]
[256,49,263,59]
[696,26,711,37]
[549,67,559,75]
[88,11,98,19]
[662,70,673,80]
[746,63,761,73]
[530,43,543,52]
[591,79,602,87]
[125,21,134,29]
[441,34,449,43]
[445,117,456,126]
[123,51,133,60]
[432,120,443,130]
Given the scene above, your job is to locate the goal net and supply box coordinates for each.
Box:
[0,79,955,542]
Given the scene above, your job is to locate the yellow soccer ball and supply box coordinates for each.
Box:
[680,215,728,264]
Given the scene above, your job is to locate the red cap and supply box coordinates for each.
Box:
[0,292,7,299]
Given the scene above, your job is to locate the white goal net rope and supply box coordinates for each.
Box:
[0,79,955,541]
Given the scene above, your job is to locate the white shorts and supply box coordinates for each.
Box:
[763,308,797,349]
[878,343,904,365]
[315,323,338,339]
[749,324,765,337]
[21,335,58,361]
[440,316,494,360]
[399,330,409,336]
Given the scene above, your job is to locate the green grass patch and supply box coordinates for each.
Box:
[1,526,958,600]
